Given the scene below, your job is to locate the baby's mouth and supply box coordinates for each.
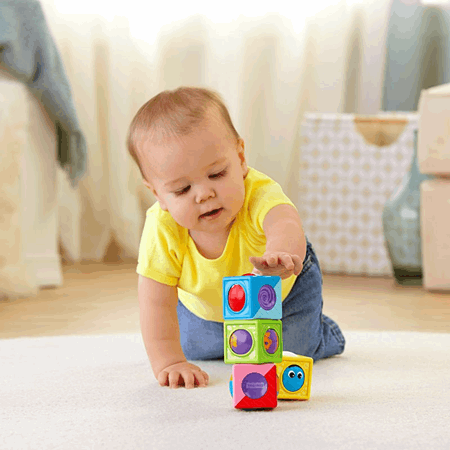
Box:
[200,208,223,219]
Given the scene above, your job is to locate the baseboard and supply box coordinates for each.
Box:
[0,264,39,299]
[25,254,63,288]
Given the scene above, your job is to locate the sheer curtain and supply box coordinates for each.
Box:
[39,0,391,265]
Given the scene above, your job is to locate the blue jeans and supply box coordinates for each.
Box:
[177,238,345,361]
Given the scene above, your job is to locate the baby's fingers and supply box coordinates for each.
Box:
[187,367,209,388]
[181,370,196,389]
[249,256,266,270]
[278,254,295,271]
[179,369,209,389]
[157,370,170,387]
[292,255,303,275]
[168,370,182,389]
[194,370,209,387]
[264,254,279,268]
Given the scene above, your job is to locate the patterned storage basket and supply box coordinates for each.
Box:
[297,112,419,276]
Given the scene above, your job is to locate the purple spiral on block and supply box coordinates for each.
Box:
[258,285,276,311]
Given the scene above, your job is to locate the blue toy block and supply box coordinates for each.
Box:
[223,275,282,320]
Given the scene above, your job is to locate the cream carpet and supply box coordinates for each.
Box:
[1,331,449,449]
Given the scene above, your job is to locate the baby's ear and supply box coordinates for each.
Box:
[143,179,168,210]
[237,139,248,176]
[142,178,153,192]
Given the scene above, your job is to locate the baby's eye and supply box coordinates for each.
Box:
[210,169,227,179]
[174,186,190,196]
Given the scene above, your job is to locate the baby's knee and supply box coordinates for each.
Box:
[282,315,345,361]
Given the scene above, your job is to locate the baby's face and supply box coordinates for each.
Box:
[141,116,248,237]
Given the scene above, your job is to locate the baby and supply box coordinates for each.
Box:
[127,87,345,389]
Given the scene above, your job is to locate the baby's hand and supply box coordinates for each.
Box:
[250,252,303,280]
[157,361,209,389]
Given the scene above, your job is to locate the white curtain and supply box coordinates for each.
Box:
[7,0,393,294]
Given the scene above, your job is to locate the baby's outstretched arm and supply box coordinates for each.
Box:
[138,275,209,389]
[250,204,307,280]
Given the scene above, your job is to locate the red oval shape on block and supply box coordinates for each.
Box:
[228,284,246,312]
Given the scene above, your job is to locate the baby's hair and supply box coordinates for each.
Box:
[127,86,240,180]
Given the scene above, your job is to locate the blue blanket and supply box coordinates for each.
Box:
[0,0,86,186]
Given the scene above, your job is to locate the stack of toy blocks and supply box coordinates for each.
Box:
[223,274,315,409]
[223,274,283,410]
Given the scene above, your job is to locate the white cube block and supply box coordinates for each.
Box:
[418,83,450,175]
[420,179,450,291]
[297,112,418,276]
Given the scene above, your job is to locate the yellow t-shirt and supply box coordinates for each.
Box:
[136,167,297,322]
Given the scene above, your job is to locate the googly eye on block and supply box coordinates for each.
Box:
[275,351,313,400]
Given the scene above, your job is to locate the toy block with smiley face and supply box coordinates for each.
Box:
[276,352,313,400]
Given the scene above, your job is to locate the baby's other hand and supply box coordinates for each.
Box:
[157,361,209,389]
[249,252,303,280]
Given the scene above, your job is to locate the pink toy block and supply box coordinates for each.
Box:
[230,363,278,410]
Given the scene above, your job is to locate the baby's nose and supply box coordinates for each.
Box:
[195,185,216,203]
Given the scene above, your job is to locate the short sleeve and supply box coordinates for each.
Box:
[136,209,184,286]
[247,177,297,235]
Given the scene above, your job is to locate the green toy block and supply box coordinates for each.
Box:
[224,319,283,364]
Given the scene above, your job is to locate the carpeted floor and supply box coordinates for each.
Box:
[1,331,449,449]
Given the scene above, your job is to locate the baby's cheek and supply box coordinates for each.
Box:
[170,205,192,228]
[230,186,246,212]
